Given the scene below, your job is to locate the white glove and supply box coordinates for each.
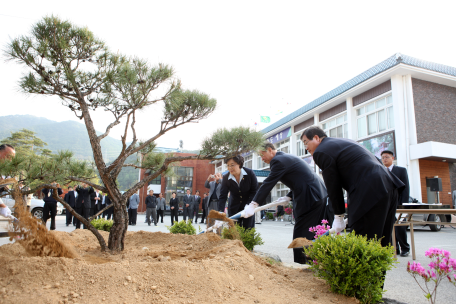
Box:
[0,206,12,218]
[277,196,291,205]
[242,201,259,218]
[329,215,346,234]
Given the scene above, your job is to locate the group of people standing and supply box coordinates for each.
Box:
[62,184,113,229]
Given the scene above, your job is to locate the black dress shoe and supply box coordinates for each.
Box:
[400,251,410,257]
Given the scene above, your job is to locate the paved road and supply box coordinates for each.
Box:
[1,215,455,303]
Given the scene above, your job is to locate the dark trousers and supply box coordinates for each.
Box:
[128,208,137,225]
[229,205,255,229]
[395,220,410,253]
[157,209,164,223]
[293,197,332,264]
[351,189,398,248]
[74,206,83,229]
[146,208,157,225]
[201,207,207,223]
[106,205,112,220]
[66,207,74,225]
[171,208,178,225]
[183,207,191,221]
[42,202,57,230]
[192,208,199,223]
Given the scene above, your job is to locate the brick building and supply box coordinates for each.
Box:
[214,53,456,206]
[137,152,215,212]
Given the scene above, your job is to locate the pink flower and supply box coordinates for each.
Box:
[321,219,328,224]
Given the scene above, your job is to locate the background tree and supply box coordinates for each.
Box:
[4,16,264,252]
[1,129,48,157]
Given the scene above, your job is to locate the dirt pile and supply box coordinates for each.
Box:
[0,229,359,304]
[9,187,77,258]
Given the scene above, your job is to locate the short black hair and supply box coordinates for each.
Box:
[260,142,276,151]
[301,126,327,141]
[0,144,14,151]
[381,150,394,157]
[68,186,73,190]
[225,155,244,169]
[172,192,176,195]
[195,190,200,194]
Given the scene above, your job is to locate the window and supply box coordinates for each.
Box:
[356,95,394,139]
[165,167,193,202]
[274,183,290,200]
[244,155,253,169]
[276,138,290,153]
[296,133,311,157]
[215,161,223,174]
[148,175,161,185]
[257,155,269,169]
[322,114,348,139]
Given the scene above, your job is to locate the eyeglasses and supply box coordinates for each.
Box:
[302,140,309,148]
[227,164,237,168]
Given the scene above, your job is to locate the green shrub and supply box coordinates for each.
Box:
[221,224,264,251]
[265,212,273,220]
[167,220,196,235]
[90,218,113,232]
[304,232,396,304]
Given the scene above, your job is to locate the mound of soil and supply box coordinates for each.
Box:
[0,230,358,304]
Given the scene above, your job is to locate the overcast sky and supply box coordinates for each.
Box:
[2,1,456,151]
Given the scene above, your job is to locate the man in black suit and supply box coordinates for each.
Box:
[75,183,94,229]
[302,127,404,248]
[42,182,63,230]
[200,193,208,223]
[183,189,194,222]
[381,150,410,256]
[192,190,201,223]
[244,142,332,264]
[63,186,77,226]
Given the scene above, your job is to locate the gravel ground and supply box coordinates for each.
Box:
[1,214,455,303]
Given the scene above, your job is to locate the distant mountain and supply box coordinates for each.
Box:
[0,115,122,161]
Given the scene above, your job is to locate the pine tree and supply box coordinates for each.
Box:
[4,16,264,252]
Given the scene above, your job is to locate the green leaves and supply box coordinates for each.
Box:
[200,126,264,159]
[163,89,216,123]
[304,232,396,304]
[167,220,196,235]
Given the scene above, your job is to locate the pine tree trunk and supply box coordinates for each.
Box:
[108,200,129,251]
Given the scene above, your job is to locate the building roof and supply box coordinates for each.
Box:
[261,53,456,134]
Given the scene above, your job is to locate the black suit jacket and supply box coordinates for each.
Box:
[90,192,101,209]
[64,190,77,208]
[203,196,208,209]
[42,188,63,203]
[252,151,327,218]
[391,165,410,205]
[183,195,194,210]
[105,195,112,205]
[219,167,258,216]
[169,197,179,209]
[75,186,94,209]
[192,195,201,210]
[312,137,404,226]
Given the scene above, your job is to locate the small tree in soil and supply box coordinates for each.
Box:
[3,15,264,253]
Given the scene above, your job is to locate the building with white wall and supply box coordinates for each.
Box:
[236,53,456,206]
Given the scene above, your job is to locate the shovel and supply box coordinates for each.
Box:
[199,200,287,234]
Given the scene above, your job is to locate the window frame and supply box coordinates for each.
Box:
[320,112,348,139]
[355,93,394,140]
